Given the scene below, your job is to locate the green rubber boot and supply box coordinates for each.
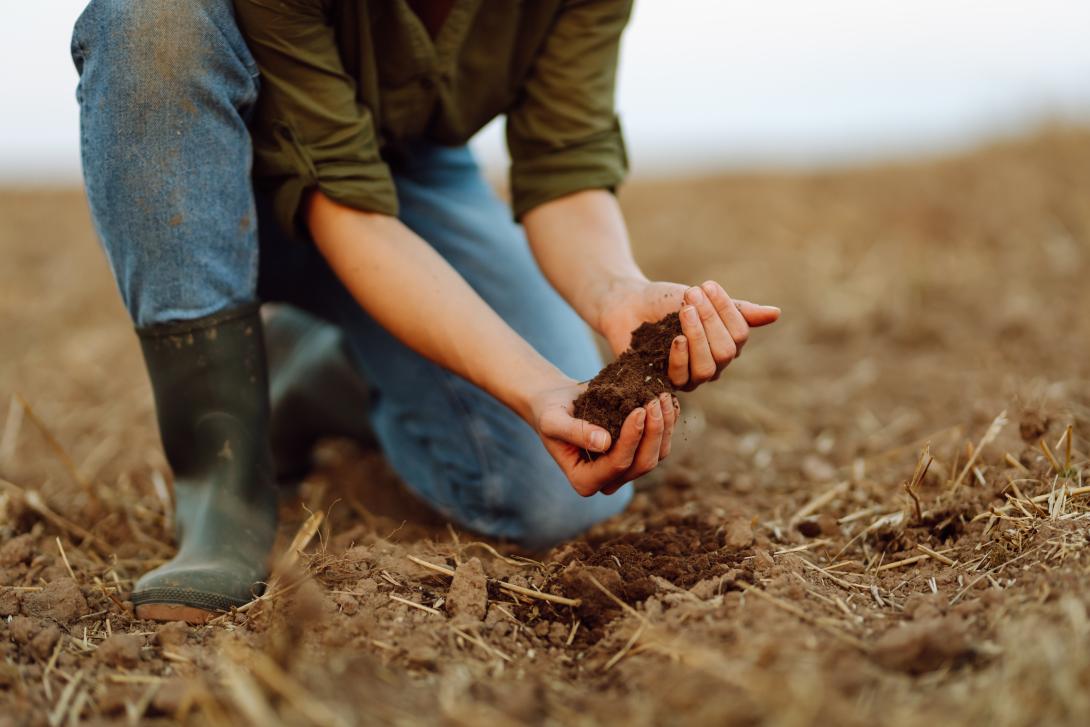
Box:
[265,305,375,485]
[132,304,278,623]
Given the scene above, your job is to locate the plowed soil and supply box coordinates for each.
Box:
[3,130,1090,726]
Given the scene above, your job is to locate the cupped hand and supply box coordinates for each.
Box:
[599,279,780,391]
[529,379,680,497]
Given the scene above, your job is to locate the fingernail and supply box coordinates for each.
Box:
[635,409,646,427]
[682,306,699,324]
[674,335,686,347]
[687,287,705,304]
[649,399,662,419]
[590,431,608,450]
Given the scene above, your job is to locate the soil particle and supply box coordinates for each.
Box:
[94,632,144,667]
[1018,409,1050,442]
[155,621,189,649]
[95,633,144,669]
[723,516,755,550]
[873,616,971,673]
[21,578,88,625]
[556,564,625,629]
[796,518,823,538]
[0,534,35,567]
[446,557,487,622]
[152,678,195,717]
[28,625,60,661]
[333,592,359,616]
[0,589,19,617]
[573,313,681,445]
[553,517,750,636]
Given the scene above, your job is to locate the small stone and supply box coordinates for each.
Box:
[723,516,755,550]
[21,578,89,625]
[0,534,35,567]
[446,557,488,622]
[155,621,189,649]
[95,633,144,669]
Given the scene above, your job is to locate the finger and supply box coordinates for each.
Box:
[667,335,689,388]
[679,304,716,387]
[702,281,750,352]
[658,392,675,460]
[734,300,781,327]
[594,407,645,484]
[686,285,737,367]
[538,407,612,453]
[625,398,664,479]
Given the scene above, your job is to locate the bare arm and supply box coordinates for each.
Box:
[522,189,781,389]
[306,192,676,496]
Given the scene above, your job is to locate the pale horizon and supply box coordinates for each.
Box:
[3,0,1089,182]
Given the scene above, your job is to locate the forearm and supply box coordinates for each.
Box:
[307,192,568,422]
[521,189,647,334]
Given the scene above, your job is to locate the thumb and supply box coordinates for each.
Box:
[736,300,781,327]
[540,408,612,453]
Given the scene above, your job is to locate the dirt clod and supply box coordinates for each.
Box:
[723,516,755,550]
[21,578,88,625]
[155,621,189,649]
[873,616,971,673]
[446,557,487,622]
[573,313,681,446]
[0,534,35,567]
[95,633,144,669]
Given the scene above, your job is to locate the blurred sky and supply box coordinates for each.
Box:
[2,0,1089,183]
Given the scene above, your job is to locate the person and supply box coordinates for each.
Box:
[71,0,779,623]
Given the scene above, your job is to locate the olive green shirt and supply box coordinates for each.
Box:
[234,0,633,239]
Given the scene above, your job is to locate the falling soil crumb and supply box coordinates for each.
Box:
[573,312,681,446]
[446,557,488,622]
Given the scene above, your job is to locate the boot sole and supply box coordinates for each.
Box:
[131,587,253,623]
[135,603,219,624]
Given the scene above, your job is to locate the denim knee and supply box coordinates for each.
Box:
[479,438,632,550]
[73,0,261,326]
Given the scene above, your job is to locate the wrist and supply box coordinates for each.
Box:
[507,359,575,426]
[585,273,648,337]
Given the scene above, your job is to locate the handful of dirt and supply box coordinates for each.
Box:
[573,312,682,450]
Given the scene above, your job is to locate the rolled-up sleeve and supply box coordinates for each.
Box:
[235,0,397,240]
[505,0,633,219]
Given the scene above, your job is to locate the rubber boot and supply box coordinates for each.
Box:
[264,305,375,485]
[132,304,279,623]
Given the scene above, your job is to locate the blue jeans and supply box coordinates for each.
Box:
[71,0,631,547]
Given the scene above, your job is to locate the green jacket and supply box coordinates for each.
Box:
[234,0,632,239]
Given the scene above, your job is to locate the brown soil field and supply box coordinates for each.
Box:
[2,130,1090,726]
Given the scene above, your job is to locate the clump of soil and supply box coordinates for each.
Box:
[573,313,682,446]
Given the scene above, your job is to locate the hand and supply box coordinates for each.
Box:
[528,378,680,497]
[598,279,780,391]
